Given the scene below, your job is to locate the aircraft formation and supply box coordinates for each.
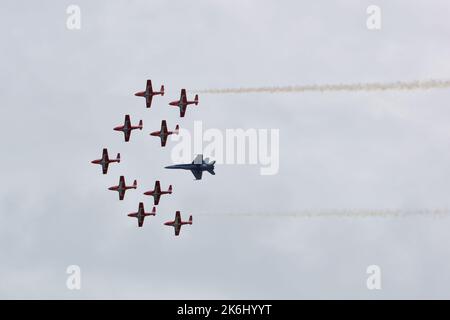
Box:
[90,79,208,236]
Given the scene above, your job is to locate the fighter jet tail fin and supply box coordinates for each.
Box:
[194,94,198,105]
[193,154,203,164]
[160,85,165,96]
[116,153,121,162]
[138,120,143,129]
[133,180,137,188]
[168,185,173,194]
[189,215,193,224]
[207,167,215,175]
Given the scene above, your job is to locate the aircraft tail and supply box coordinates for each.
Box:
[189,215,193,224]
[168,185,173,193]
[160,85,165,96]
[151,206,156,215]
[194,94,198,105]
[138,120,143,129]
[116,153,121,162]
[175,125,179,134]
[133,180,137,188]
[207,167,215,175]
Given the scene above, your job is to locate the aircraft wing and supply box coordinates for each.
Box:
[138,216,144,227]
[174,224,181,236]
[161,120,167,133]
[191,169,203,180]
[146,95,153,108]
[146,80,153,94]
[124,115,131,127]
[154,181,161,193]
[174,211,182,235]
[179,105,187,117]
[124,130,131,142]
[138,202,145,213]
[153,193,161,205]
[102,148,109,161]
[119,189,125,200]
[160,135,168,147]
[180,89,187,103]
[102,162,109,174]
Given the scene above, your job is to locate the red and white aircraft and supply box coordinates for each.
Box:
[134,80,164,108]
[114,115,143,142]
[143,180,172,205]
[91,148,120,174]
[164,211,192,236]
[150,120,179,147]
[128,202,156,227]
[108,176,137,200]
[169,89,198,117]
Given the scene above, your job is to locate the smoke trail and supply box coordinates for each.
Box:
[195,79,450,94]
[196,209,450,219]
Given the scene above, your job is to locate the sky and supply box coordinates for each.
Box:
[1,0,450,299]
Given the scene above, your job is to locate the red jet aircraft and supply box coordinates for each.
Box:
[169,89,198,117]
[128,202,156,227]
[150,120,179,147]
[164,211,192,236]
[143,180,172,205]
[91,148,120,174]
[134,80,164,108]
[114,115,143,142]
[108,176,137,200]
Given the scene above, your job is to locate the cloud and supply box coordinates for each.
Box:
[1,0,450,299]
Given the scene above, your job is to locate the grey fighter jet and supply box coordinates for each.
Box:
[164,154,215,180]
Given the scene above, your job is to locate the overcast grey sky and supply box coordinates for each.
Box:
[2,0,450,299]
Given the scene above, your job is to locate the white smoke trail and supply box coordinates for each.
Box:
[196,209,450,219]
[195,79,450,94]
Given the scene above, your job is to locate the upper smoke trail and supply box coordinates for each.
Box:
[195,79,450,94]
[196,209,450,219]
